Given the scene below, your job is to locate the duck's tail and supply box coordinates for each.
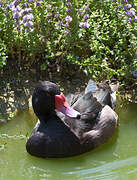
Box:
[85,80,98,94]
[85,80,119,109]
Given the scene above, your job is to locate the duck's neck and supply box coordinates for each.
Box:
[36,111,57,123]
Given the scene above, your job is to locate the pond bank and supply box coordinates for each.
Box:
[0,62,136,122]
[0,62,89,121]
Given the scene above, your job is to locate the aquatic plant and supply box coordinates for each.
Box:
[0,133,27,151]
[0,143,7,151]
[0,133,27,140]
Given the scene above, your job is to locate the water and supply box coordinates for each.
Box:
[0,103,137,180]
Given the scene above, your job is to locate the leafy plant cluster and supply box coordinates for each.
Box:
[0,39,7,68]
[0,0,136,82]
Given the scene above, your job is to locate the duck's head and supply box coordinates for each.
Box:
[32,81,80,119]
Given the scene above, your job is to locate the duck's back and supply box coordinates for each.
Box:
[69,80,118,111]
[63,80,118,138]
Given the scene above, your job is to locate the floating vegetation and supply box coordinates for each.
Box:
[0,143,7,151]
[0,133,28,140]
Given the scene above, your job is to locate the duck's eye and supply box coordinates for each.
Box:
[46,93,50,96]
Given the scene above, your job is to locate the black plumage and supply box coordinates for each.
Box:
[26,80,118,158]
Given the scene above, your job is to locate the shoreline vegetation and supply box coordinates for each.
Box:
[0,0,137,120]
[0,60,136,122]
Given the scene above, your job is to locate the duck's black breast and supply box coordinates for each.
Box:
[26,116,82,158]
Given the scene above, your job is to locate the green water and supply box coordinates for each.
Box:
[0,103,137,180]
